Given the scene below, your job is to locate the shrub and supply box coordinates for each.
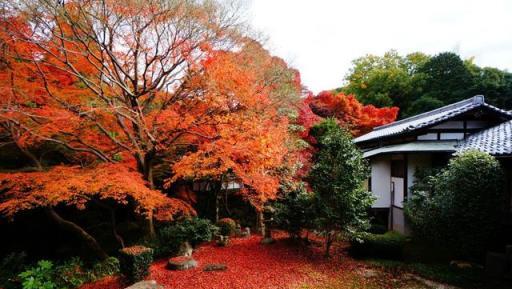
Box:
[216,218,237,236]
[119,245,153,283]
[404,150,505,258]
[350,231,407,259]
[273,182,315,238]
[0,252,27,289]
[90,257,120,279]
[55,256,120,288]
[308,119,374,257]
[18,260,57,289]
[155,218,217,257]
[55,257,88,289]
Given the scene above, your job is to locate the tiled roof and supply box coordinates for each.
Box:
[457,120,512,156]
[353,95,512,143]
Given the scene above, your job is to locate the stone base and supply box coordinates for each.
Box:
[125,280,161,289]
[203,263,228,272]
[167,256,198,270]
[260,237,275,245]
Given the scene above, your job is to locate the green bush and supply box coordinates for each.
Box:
[216,218,236,236]
[350,231,407,259]
[91,257,120,279]
[118,246,153,283]
[55,256,120,288]
[55,257,88,289]
[155,217,217,256]
[404,150,505,258]
[18,260,57,289]
[0,252,27,289]
[273,182,315,238]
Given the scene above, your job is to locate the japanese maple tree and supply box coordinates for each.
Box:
[0,0,301,248]
[308,91,399,136]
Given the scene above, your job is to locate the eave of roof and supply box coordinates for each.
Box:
[362,141,457,158]
[354,95,512,144]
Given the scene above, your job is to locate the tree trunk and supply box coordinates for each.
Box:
[215,190,221,223]
[257,210,265,235]
[45,207,108,260]
[324,231,334,258]
[137,151,157,239]
[147,211,156,239]
[110,208,125,248]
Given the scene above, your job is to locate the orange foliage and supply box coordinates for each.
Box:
[0,164,193,221]
[0,3,300,216]
[168,44,294,209]
[308,91,398,136]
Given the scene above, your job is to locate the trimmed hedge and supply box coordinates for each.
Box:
[350,231,407,259]
[119,246,153,283]
[216,218,236,236]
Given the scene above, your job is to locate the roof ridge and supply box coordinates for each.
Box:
[373,95,484,131]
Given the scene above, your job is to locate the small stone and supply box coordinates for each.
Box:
[449,260,473,269]
[241,227,251,237]
[260,237,275,245]
[177,241,193,257]
[203,263,227,272]
[167,256,198,270]
[125,280,161,289]
[216,235,229,247]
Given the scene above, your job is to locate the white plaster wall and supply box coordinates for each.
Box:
[370,155,391,208]
[392,177,404,208]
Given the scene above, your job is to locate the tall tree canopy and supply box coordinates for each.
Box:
[0,0,301,256]
[342,50,512,118]
[308,119,374,257]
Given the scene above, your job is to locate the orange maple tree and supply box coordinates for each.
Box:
[0,164,193,258]
[168,42,301,227]
[306,91,399,136]
[0,0,301,250]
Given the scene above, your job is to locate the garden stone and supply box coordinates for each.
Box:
[216,235,229,246]
[485,252,507,278]
[167,256,198,270]
[178,241,193,257]
[449,260,473,269]
[240,227,251,238]
[203,263,228,272]
[260,237,275,245]
[125,280,162,289]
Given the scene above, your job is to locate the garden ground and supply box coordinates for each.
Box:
[78,233,509,289]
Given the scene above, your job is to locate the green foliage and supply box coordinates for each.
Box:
[408,95,444,116]
[216,218,237,236]
[308,119,374,255]
[91,256,120,278]
[156,217,217,256]
[418,52,474,105]
[367,259,486,288]
[9,255,119,289]
[404,150,505,258]
[273,182,315,238]
[18,260,57,289]
[342,50,512,118]
[119,246,153,283]
[350,231,407,259]
[342,50,429,116]
[54,257,120,289]
[0,252,27,289]
[55,257,88,288]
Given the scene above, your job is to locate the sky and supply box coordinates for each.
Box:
[248,0,512,93]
